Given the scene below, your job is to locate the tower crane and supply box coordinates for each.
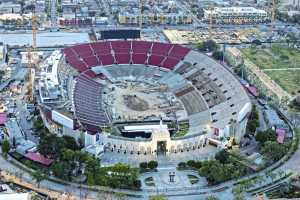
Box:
[139,0,145,29]
[26,1,37,102]
[270,0,276,37]
[208,7,213,40]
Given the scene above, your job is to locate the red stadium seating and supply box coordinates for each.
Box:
[168,45,190,60]
[111,41,131,53]
[83,56,99,67]
[83,70,97,78]
[72,44,93,57]
[64,48,77,58]
[67,56,88,72]
[132,53,148,64]
[98,54,114,65]
[151,42,172,55]
[90,42,111,55]
[132,41,152,54]
[148,54,165,66]
[65,41,191,71]
[161,57,180,69]
[64,41,195,132]
[115,53,131,64]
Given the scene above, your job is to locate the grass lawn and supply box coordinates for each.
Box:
[173,123,189,137]
[240,45,300,95]
[187,175,199,185]
[265,70,300,95]
[144,177,155,186]
[240,45,300,70]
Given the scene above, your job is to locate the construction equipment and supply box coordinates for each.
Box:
[26,1,38,102]
[270,0,276,36]
[208,7,213,40]
[139,0,144,29]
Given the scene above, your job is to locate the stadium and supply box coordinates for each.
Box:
[37,40,251,165]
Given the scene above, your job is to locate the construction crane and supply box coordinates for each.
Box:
[139,0,144,29]
[270,0,276,36]
[26,1,37,102]
[208,7,213,40]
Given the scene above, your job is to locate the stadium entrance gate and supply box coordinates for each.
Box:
[157,141,167,155]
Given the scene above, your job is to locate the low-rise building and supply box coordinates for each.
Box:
[203,7,268,24]
[117,1,192,25]
[0,2,21,14]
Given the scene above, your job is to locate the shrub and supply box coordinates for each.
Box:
[215,149,229,164]
[139,162,148,169]
[148,161,158,170]
[187,160,196,167]
[178,162,187,169]
[1,140,10,158]
[193,161,202,169]
[133,180,142,189]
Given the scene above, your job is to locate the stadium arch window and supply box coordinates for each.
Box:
[193,62,197,66]
[213,78,218,81]
[223,90,228,93]
[211,112,217,115]
[230,104,235,107]
[227,97,232,100]
[219,84,223,87]
[232,112,237,115]
[208,72,212,76]
[212,119,218,122]
[201,67,205,71]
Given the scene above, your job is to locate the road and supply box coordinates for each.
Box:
[50,0,58,28]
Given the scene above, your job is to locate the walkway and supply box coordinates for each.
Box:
[140,167,207,190]
[263,68,300,71]
[0,150,113,200]
[101,146,218,167]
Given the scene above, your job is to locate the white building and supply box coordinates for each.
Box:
[203,7,269,24]
[0,3,21,14]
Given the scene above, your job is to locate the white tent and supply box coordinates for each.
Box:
[0,193,30,200]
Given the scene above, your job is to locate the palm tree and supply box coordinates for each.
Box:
[148,195,168,200]
[31,170,47,188]
[205,196,219,200]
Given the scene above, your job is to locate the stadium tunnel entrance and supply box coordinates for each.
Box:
[157,141,167,155]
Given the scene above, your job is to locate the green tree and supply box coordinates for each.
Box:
[197,40,219,52]
[198,160,240,184]
[1,139,10,158]
[212,51,223,60]
[261,141,289,161]
[51,161,73,181]
[246,104,259,133]
[85,156,99,174]
[62,135,79,150]
[255,129,276,145]
[215,149,229,164]
[187,160,196,167]
[33,116,44,132]
[86,172,95,186]
[178,162,186,169]
[148,161,158,170]
[139,162,148,169]
[149,195,168,200]
[115,192,128,200]
[31,170,47,188]
[232,185,246,200]
[205,196,219,200]
[38,134,65,157]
